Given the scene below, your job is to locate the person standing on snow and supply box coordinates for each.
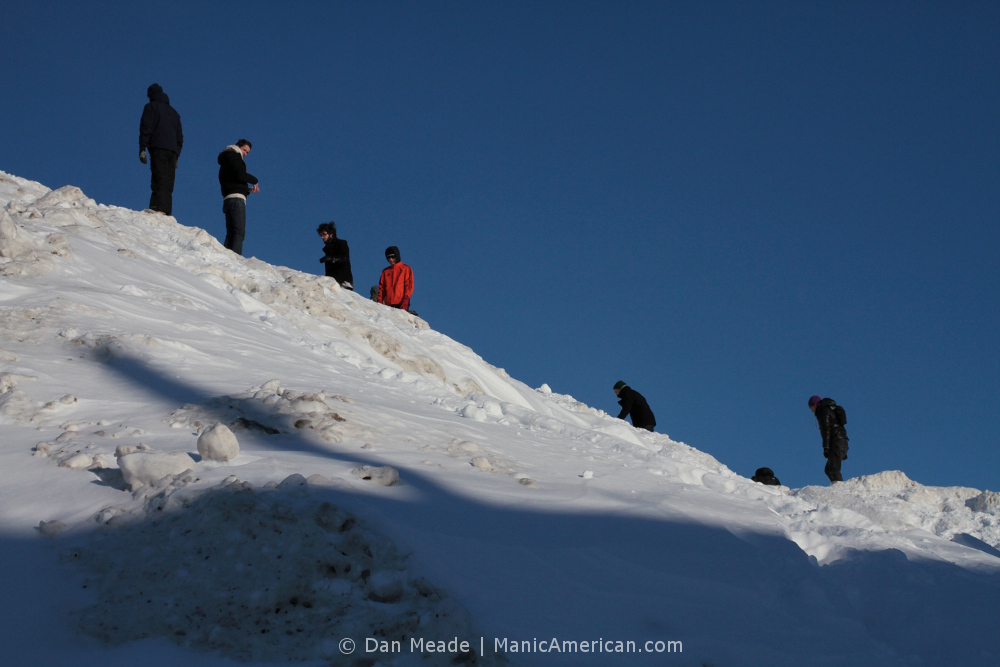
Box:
[217,139,259,256]
[377,246,414,312]
[808,395,849,483]
[613,381,656,432]
[138,83,183,216]
[317,222,354,290]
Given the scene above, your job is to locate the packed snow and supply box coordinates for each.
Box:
[1,169,999,666]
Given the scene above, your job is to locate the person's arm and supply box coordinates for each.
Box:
[818,409,833,453]
[175,113,183,157]
[403,266,414,299]
[616,392,632,420]
[139,104,155,150]
[377,270,387,303]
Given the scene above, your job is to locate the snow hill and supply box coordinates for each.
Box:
[2,169,999,667]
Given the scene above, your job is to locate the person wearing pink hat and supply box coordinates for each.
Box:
[808,395,849,483]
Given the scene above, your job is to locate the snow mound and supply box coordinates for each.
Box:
[793,471,1000,548]
[116,449,197,491]
[67,477,504,665]
[196,422,239,461]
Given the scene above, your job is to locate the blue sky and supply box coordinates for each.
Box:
[3,1,998,491]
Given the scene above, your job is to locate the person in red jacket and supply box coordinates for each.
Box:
[377,246,414,311]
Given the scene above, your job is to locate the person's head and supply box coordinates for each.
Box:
[317,223,331,239]
[147,83,163,99]
[236,138,252,158]
[613,380,627,396]
[808,395,822,412]
[385,246,400,264]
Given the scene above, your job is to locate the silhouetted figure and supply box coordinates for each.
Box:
[809,395,849,483]
[317,222,354,290]
[139,83,183,215]
[613,381,656,432]
[218,139,259,256]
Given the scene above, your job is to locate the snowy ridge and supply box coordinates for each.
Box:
[2,169,1000,666]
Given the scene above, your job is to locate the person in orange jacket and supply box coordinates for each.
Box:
[377,246,414,311]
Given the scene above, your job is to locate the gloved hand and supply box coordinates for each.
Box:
[319,256,327,263]
[139,149,148,164]
[823,448,830,458]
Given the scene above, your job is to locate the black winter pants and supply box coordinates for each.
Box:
[149,148,176,215]
[223,198,247,256]
[824,439,848,483]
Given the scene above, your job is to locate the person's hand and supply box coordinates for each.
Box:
[139,149,147,164]
[250,183,260,194]
[823,448,830,458]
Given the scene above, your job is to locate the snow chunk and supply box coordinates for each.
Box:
[968,491,1000,514]
[351,465,400,486]
[59,452,93,469]
[470,456,494,471]
[197,423,240,462]
[117,450,196,491]
[38,520,67,538]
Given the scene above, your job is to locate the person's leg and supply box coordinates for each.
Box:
[223,199,246,255]
[824,453,843,483]
[641,424,654,432]
[162,153,176,215]
[149,148,176,214]
[149,148,170,212]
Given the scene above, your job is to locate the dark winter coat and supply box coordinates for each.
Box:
[321,237,354,287]
[139,91,183,155]
[217,146,258,198]
[815,398,849,457]
[616,386,656,429]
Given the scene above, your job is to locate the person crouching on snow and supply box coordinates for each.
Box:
[377,246,414,312]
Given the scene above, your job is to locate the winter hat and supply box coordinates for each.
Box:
[613,380,627,391]
[808,395,822,408]
[147,83,163,98]
[385,246,400,260]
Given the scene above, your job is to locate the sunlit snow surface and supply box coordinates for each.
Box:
[1,169,999,666]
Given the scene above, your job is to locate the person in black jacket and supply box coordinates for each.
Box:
[809,395,849,483]
[613,380,656,432]
[217,139,259,256]
[138,83,183,216]
[317,222,354,290]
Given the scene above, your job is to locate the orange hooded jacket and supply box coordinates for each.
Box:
[378,261,414,309]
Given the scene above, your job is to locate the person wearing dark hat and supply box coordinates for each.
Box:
[613,381,656,432]
[377,246,414,311]
[217,139,259,256]
[138,83,183,215]
[809,395,849,483]
[317,222,354,290]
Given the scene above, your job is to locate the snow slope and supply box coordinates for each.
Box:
[2,169,999,666]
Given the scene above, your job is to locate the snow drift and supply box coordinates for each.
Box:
[2,169,999,666]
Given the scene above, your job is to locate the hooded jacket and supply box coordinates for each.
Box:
[139,89,183,155]
[814,397,849,455]
[217,146,258,198]
[378,248,414,309]
[616,386,656,429]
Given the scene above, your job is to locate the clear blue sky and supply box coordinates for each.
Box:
[3,1,998,490]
